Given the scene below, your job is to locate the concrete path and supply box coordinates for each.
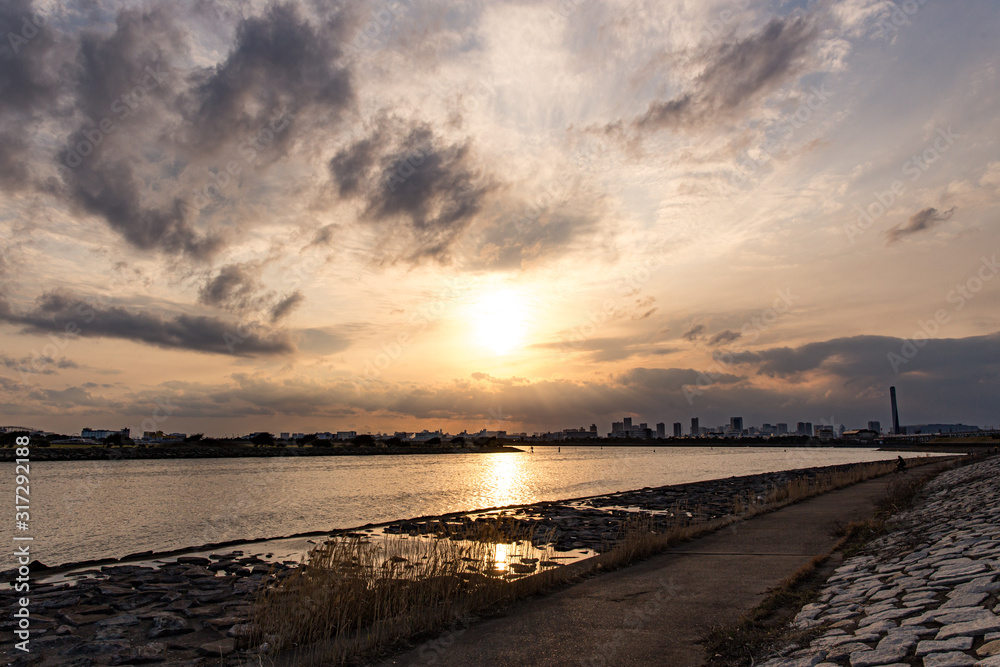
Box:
[373,466,949,667]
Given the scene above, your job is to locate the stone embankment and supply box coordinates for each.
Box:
[763,456,1000,667]
[385,462,903,555]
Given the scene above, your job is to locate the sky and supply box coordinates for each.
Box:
[1,0,999,437]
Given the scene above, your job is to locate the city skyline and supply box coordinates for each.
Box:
[2,1,999,435]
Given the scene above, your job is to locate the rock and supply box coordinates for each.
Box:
[197,637,236,656]
[61,613,111,626]
[95,614,140,627]
[148,613,194,638]
[917,637,975,656]
[921,652,977,667]
[937,616,1000,641]
[176,556,212,566]
[109,642,166,664]
[979,640,1000,657]
[227,622,254,638]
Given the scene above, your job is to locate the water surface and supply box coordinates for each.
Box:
[1,446,925,566]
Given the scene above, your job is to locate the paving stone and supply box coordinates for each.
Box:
[978,640,1000,657]
[917,637,975,656]
[937,617,1000,641]
[922,652,977,667]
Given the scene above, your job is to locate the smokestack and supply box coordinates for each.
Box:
[890,386,900,435]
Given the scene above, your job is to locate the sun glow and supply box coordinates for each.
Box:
[470,288,532,355]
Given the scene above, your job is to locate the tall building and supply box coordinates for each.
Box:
[890,386,900,435]
[612,421,624,434]
[673,422,682,438]
[656,423,666,438]
[796,422,813,436]
[868,421,881,433]
[624,417,632,431]
[590,424,597,433]
[690,417,699,436]
[776,423,788,435]
[730,417,743,433]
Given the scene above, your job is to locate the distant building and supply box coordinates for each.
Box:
[336,431,358,440]
[611,421,624,435]
[900,424,979,435]
[656,423,666,438]
[843,429,878,442]
[814,425,835,440]
[690,417,699,436]
[776,423,788,435]
[82,427,130,441]
[280,432,290,440]
[867,421,881,434]
[673,422,682,438]
[623,417,633,431]
[796,422,813,436]
[730,417,743,433]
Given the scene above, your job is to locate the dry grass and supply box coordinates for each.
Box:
[245,456,939,665]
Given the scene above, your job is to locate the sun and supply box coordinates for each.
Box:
[470,288,531,355]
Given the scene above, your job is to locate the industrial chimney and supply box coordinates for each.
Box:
[890,386,900,435]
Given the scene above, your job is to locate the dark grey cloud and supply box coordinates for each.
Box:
[612,15,818,135]
[0,0,61,190]
[0,292,293,356]
[0,354,78,376]
[2,2,355,262]
[329,117,496,262]
[886,207,957,244]
[198,263,307,322]
[722,333,1000,382]
[182,2,352,158]
[682,323,705,341]
[708,329,742,346]
[270,291,304,322]
[198,263,259,309]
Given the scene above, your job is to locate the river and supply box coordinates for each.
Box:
[1,446,926,567]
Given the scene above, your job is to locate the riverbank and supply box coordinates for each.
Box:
[0,443,520,462]
[0,456,949,666]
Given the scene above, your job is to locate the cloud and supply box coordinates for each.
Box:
[329,116,497,263]
[270,291,304,322]
[1,2,356,261]
[198,263,260,310]
[0,292,293,356]
[531,336,677,363]
[181,3,353,157]
[708,329,742,346]
[0,354,78,376]
[885,206,957,244]
[615,15,819,135]
[682,323,705,341]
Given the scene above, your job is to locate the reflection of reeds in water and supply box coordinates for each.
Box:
[247,457,931,665]
[247,519,560,665]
